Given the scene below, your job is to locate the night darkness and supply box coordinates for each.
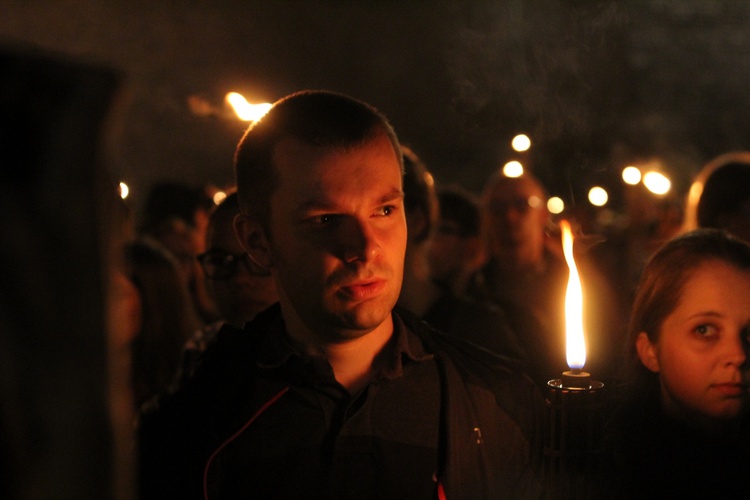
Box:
[3,0,750,215]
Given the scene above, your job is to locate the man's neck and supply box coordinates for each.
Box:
[282,306,395,393]
[319,325,393,393]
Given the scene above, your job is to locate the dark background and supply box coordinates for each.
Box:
[3,0,750,215]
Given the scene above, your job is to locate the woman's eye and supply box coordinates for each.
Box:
[694,324,718,337]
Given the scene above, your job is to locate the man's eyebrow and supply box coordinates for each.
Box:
[377,189,405,204]
[295,189,404,213]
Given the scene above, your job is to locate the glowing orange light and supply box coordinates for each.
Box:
[560,220,586,370]
[225,92,272,122]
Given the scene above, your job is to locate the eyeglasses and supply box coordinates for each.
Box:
[197,251,271,279]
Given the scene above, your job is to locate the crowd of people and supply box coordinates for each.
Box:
[104,90,750,498]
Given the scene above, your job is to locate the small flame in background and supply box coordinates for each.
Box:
[225,92,272,122]
[560,220,586,370]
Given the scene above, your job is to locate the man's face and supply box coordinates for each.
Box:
[483,177,548,267]
[265,132,406,341]
[204,209,278,327]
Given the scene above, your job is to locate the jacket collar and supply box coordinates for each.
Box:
[253,306,433,381]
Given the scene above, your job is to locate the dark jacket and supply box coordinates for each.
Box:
[422,292,527,363]
[138,305,545,499]
[602,389,750,499]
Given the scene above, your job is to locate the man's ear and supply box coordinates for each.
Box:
[636,332,660,373]
[234,214,274,269]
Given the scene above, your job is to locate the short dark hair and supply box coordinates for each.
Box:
[234,90,403,227]
[436,184,481,238]
[141,181,213,233]
[684,152,750,231]
[626,228,750,389]
[698,161,750,229]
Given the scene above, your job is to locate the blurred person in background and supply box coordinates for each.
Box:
[124,239,201,410]
[424,184,486,297]
[469,169,623,389]
[180,191,279,380]
[398,148,525,361]
[140,181,219,326]
[684,151,750,242]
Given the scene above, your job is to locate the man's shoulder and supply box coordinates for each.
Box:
[394,308,543,471]
[396,307,536,392]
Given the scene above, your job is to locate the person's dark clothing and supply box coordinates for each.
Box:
[422,292,527,363]
[603,390,750,499]
[138,304,545,499]
[467,251,624,390]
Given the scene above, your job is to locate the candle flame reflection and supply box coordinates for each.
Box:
[560,220,586,370]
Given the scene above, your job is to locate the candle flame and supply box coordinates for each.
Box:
[225,92,272,122]
[560,220,586,370]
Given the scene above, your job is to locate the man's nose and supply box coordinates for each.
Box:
[339,217,379,263]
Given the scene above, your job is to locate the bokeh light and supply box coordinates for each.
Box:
[622,166,642,185]
[213,190,227,205]
[588,186,608,206]
[547,196,565,214]
[502,160,524,178]
[511,134,531,152]
[643,171,671,195]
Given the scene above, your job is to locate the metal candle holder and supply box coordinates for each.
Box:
[544,369,604,499]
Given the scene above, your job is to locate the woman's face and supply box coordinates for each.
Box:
[638,260,750,422]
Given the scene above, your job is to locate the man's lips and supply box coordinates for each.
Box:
[338,279,387,300]
[712,383,748,397]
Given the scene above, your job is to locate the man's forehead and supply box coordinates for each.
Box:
[271,134,402,204]
[273,132,399,173]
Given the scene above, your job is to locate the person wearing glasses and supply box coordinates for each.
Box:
[198,192,278,330]
[138,90,544,499]
[180,192,279,380]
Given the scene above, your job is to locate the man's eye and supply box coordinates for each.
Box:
[377,205,395,217]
